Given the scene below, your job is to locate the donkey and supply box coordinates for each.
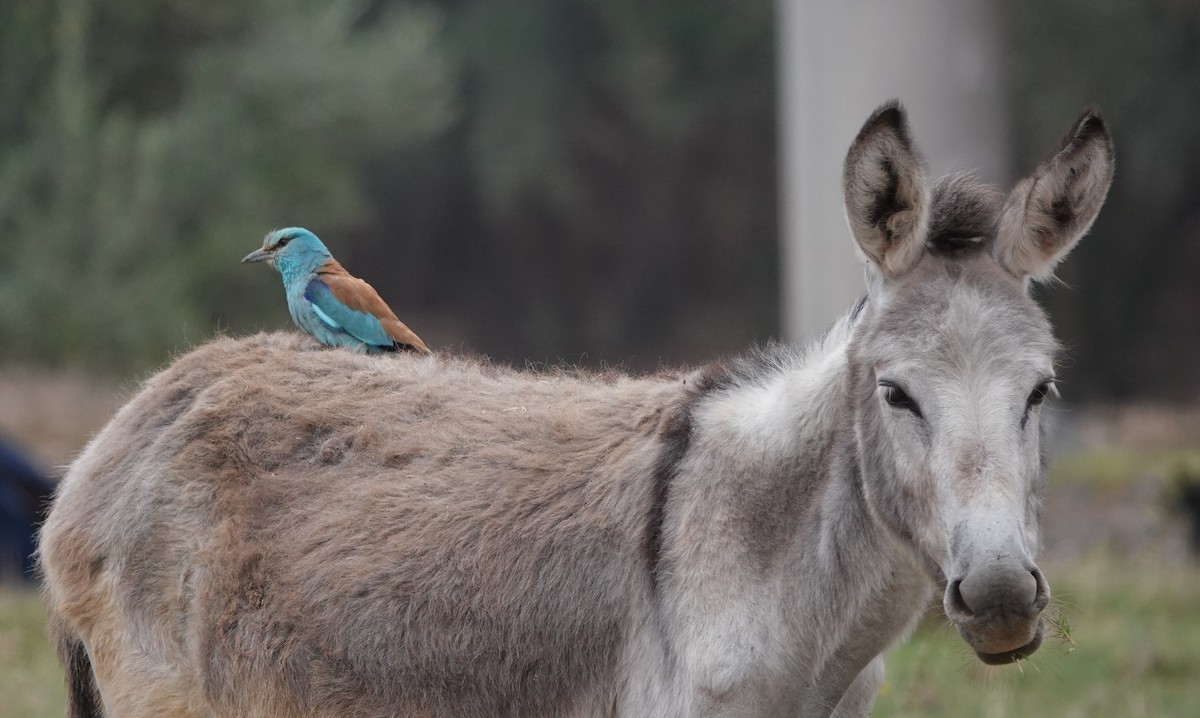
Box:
[39,102,1113,718]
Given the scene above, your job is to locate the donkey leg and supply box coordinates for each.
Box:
[69,584,206,717]
[829,656,884,718]
[50,623,101,718]
[92,665,205,718]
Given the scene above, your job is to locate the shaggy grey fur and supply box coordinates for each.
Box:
[39,102,1114,717]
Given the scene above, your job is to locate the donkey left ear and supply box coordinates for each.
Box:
[843,101,930,278]
[994,108,1115,282]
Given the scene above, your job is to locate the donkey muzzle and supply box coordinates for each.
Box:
[944,560,1050,664]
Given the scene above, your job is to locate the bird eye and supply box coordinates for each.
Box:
[879,382,921,416]
[276,235,293,248]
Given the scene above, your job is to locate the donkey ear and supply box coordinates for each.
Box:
[994,108,1115,282]
[843,101,930,278]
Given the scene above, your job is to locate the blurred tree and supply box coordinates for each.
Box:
[8,0,1192,403]
[1,0,779,374]
[1007,0,1200,400]
[0,0,455,372]
[359,0,778,367]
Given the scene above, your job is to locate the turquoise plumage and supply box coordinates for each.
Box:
[242,228,430,354]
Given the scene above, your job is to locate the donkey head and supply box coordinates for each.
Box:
[844,102,1113,664]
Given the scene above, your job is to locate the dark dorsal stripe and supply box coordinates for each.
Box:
[849,295,868,324]
[644,363,730,592]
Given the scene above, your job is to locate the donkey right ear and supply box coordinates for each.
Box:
[843,101,930,278]
[993,108,1115,282]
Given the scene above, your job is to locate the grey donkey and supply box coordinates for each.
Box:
[39,101,1114,717]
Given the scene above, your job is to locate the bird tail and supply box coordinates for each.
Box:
[388,342,429,354]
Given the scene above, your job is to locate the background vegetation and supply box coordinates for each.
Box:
[876,556,1200,717]
[4,0,1200,398]
[1008,0,1200,400]
[0,0,777,373]
[0,0,456,370]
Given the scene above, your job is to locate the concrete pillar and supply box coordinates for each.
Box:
[778,0,1009,341]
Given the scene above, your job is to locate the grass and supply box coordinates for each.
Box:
[875,553,1200,717]
[3,554,1197,716]
[1049,447,1200,492]
[0,586,66,718]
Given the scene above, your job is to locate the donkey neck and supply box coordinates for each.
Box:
[666,306,897,584]
[657,311,929,705]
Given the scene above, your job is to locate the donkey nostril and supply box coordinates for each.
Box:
[947,579,973,617]
[1031,568,1051,612]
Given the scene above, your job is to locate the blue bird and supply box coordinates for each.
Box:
[242,228,430,354]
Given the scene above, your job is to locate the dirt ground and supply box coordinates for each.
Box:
[1043,404,1200,565]
[0,368,126,471]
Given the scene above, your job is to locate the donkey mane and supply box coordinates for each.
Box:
[926,174,1004,257]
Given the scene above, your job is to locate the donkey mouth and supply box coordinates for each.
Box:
[971,628,1044,665]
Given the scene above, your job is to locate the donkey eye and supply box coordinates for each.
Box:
[1021,381,1055,429]
[1027,382,1053,408]
[880,383,921,416]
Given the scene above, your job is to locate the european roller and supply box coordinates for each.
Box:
[242,227,431,354]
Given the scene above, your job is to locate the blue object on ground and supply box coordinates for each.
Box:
[0,438,53,582]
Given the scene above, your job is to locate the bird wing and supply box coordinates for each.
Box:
[306,260,431,353]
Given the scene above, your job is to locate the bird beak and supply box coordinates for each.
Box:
[242,248,271,264]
